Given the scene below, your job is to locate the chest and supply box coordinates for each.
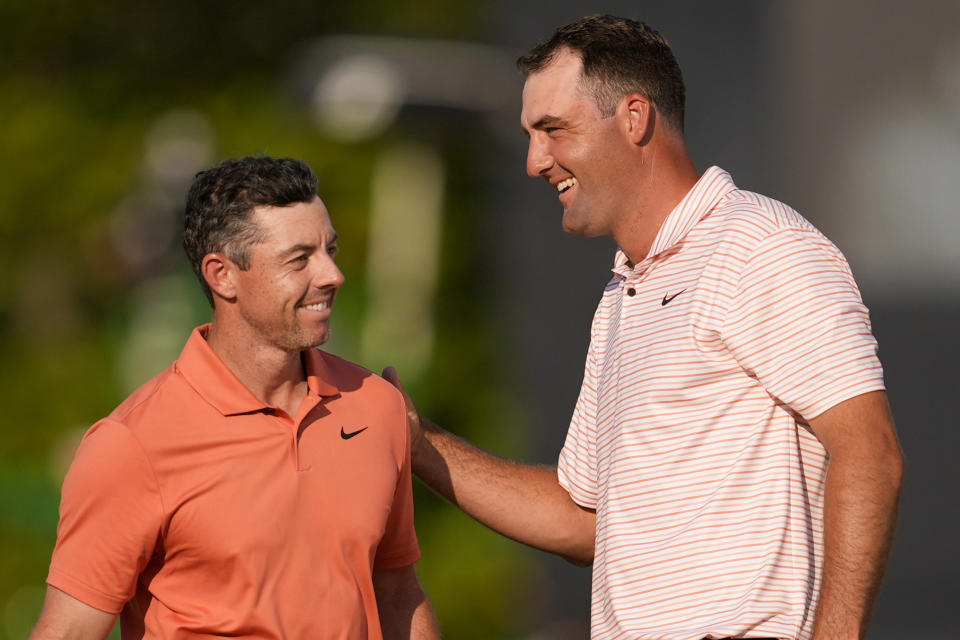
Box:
[148,403,401,571]
[591,249,763,428]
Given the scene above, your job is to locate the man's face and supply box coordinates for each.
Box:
[521,49,628,237]
[231,196,344,352]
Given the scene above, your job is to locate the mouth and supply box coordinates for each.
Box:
[556,177,578,194]
[299,295,335,317]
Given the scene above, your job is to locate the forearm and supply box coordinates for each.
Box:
[407,599,441,640]
[812,439,903,639]
[415,420,595,565]
[379,598,440,640]
[374,567,440,640]
[29,587,116,640]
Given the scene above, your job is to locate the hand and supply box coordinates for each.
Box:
[382,366,426,456]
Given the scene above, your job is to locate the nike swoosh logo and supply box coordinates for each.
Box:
[661,289,686,306]
[340,426,368,440]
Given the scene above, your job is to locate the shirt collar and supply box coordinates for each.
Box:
[175,324,340,416]
[612,166,737,277]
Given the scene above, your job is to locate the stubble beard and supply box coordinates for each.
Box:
[243,311,329,354]
[276,322,329,352]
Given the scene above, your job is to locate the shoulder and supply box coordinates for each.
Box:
[711,188,818,238]
[313,350,404,407]
[108,363,182,426]
[696,188,849,268]
[80,365,183,469]
[99,360,216,454]
[64,416,160,501]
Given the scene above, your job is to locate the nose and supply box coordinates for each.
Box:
[526,133,554,177]
[314,254,345,290]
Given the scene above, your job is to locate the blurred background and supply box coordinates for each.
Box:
[1,1,956,638]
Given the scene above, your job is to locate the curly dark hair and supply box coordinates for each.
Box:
[517,14,686,132]
[183,155,319,304]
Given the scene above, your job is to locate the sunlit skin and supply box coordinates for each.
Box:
[521,49,633,239]
[203,196,344,415]
[521,48,699,263]
[230,198,343,352]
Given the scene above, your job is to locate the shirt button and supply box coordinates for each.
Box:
[626,288,636,296]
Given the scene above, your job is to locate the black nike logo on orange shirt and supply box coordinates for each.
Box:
[340,426,368,439]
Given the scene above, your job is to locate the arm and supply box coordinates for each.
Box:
[382,368,596,566]
[373,565,440,640]
[29,586,116,640]
[808,390,904,640]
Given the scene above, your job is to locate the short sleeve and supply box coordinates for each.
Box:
[373,390,421,569]
[47,419,164,614]
[721,228,885,420]
[558,334,601,509]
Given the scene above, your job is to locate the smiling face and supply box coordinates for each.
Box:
[521,49,631,238]
[230,196,344,352]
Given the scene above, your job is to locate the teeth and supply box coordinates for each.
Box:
[303,302,328,311]
[557,177,578,193]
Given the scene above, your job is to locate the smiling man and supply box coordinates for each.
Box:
[386,15,903,640]
[31,156,439,640]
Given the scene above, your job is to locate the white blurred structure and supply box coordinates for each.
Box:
[768,1,960,300]
[293,35,518,142]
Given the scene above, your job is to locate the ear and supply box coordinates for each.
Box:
[201,253,239,301]
[620,93,653,145]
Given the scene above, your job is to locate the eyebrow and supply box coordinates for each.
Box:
[522,114,570,137]
[280,233,339,258]
[533,114,570,129]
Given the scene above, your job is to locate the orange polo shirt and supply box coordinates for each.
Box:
[48,324,420,639]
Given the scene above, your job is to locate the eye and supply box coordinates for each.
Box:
[290,254,309,268]
[327,244,339,258]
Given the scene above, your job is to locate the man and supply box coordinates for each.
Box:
[384,15,903,640]
[32,156,440,639]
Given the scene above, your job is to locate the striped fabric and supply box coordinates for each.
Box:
[557,167,885,640]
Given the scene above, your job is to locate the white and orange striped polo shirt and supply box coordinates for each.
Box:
[557,166,885,640]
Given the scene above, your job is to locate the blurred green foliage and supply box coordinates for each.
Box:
[0,2,544,638]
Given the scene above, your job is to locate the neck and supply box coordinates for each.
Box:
[614,140,700,265]
[206,316,308,417]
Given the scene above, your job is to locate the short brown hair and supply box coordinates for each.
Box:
[183,156,318,304]
[517,15,686,131]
